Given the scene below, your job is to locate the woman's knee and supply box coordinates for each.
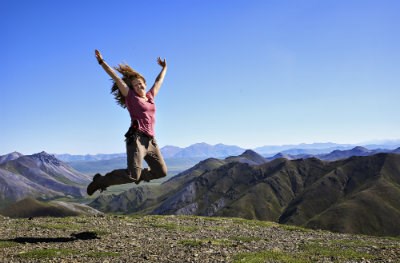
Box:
[160,165,168,178]
[128,167,142,180]
[153,164,167,178]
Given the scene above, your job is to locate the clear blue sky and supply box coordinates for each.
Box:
[1,0,399,155]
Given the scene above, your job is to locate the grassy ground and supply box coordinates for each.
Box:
[1,215,399,262]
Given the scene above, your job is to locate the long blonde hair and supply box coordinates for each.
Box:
[111,64,146,108]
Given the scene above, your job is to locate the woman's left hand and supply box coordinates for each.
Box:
[157,57,167,68]
[95,49,104,64]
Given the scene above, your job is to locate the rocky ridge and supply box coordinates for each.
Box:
[0,215,399,262]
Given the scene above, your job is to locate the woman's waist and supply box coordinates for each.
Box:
[126,120,155,138]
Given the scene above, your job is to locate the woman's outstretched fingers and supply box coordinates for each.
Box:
[95,49,103,61]
[157,57,167,68]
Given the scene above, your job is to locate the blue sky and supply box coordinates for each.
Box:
[1,0,399,154]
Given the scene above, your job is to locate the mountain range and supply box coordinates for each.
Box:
[54,153,126,162]
[255,140,400,155]
[52,141,400,162]
[61,144,400,177]
[0,151,91,208]
[63,156,206,178]
[89,150,400,237]
[54,143,246,161]
[267,146,400,162]
[2,145,400,236]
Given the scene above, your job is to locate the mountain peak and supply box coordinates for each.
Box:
[393,147,400,153]
[31,151,61,166]
[0,151,24,164]
[193,142,211,146]
[272,152,290,159]
[3,151,23,157]
[351,146,369,152]
[32,151,53,158]
[240,149,260,156]
[238,150,266,164]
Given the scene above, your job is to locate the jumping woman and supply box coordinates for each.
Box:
[87,50,168,195]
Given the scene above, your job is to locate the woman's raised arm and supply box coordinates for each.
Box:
[151,57,167,97]
[95,49,129,97]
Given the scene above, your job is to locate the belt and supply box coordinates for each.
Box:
[133,129,154,140]
[125,123,154,141]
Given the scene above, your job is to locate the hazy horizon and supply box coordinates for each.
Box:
[2,138,400,156]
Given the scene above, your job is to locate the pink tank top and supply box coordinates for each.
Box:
[125,88,156,137]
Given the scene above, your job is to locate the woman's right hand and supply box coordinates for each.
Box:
[95,49,104,64]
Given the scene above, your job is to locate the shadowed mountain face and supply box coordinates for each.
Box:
[285,153,400,236]
[90,151,400,237]
[0,152,91,208]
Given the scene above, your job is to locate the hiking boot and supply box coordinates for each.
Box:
[87,173,108,195]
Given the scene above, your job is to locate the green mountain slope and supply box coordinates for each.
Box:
[89,152,400,237]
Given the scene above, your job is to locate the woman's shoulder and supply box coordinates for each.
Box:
[146,88,155,99]
[126,89,138,104]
